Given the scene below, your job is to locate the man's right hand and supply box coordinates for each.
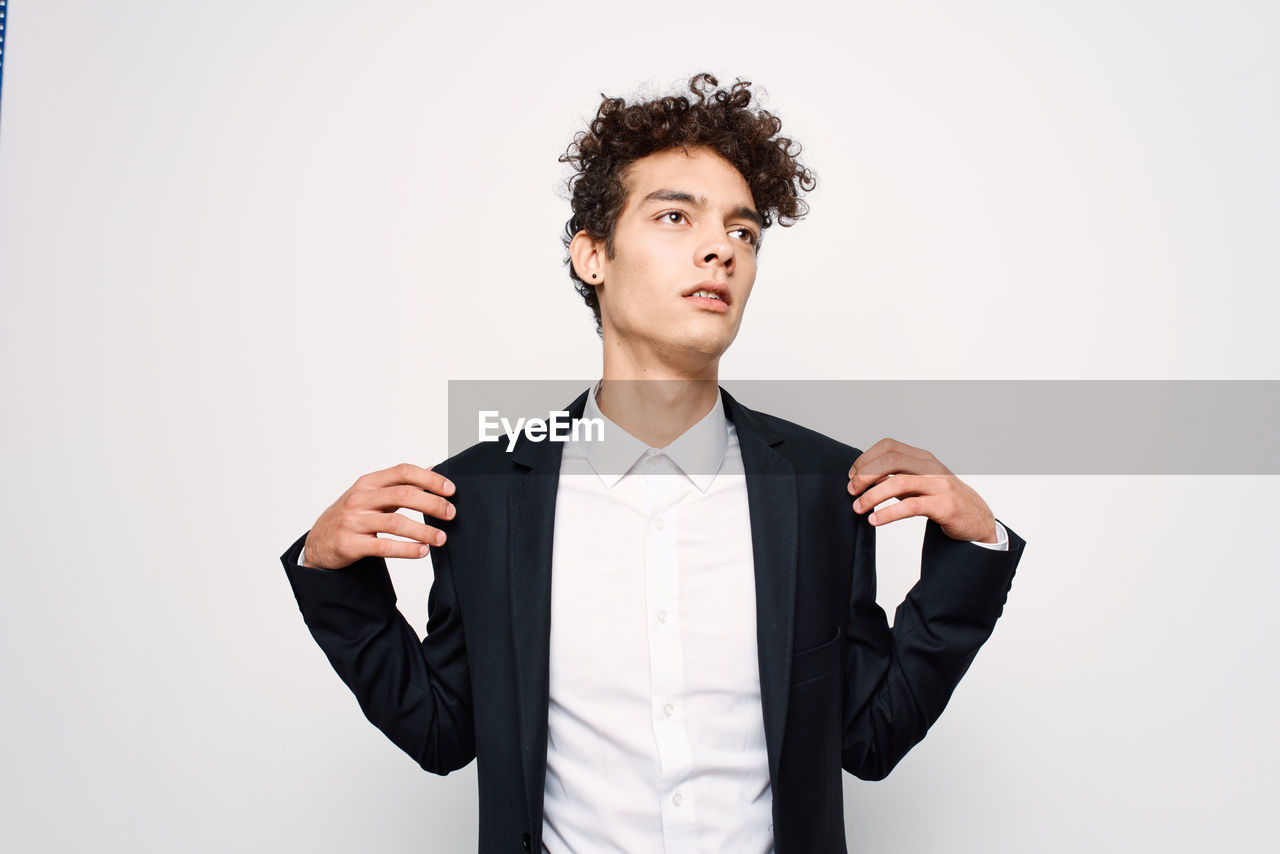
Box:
[301,463,456,570]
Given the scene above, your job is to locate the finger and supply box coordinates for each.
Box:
[846,438,900,478]
[852,474,928,513]
[847,438,910,485]
[358,510,449,547]
[367,536,435,560]
[357,462,456,497]
[848,437,935,472]
[324,530,432,564]
[847,470,893,498]
[866,495,930,527]
[855,473,960,512]
[359,485,457,520]
[848,443,943,494]
[848,449,921,495]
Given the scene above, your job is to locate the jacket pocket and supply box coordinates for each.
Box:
[789,627,841,685]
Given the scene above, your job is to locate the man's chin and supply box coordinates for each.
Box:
[677,331,737,363]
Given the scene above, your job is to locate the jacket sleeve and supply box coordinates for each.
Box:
[841,515,1025,780]
[280,528,476,775]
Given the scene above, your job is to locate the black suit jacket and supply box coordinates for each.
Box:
[282,386,1025,853]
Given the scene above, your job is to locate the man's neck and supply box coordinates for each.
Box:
[596,376,720,449]
[597,336,725,447]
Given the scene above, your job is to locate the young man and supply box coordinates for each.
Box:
[282,74,1025,853]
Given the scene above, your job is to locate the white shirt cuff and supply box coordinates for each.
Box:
[968,520,1009,551]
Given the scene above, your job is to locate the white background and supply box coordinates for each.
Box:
[1,1,1277,851]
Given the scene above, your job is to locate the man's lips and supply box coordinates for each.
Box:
[684,294,729,313]
[682,281,730,311]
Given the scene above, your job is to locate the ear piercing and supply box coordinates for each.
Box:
[591,273,598,279]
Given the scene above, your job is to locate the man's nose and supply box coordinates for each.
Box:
[698,233,735,271]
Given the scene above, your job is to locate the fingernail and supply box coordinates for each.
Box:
[445,480,456,494]
[869,512,878,525]
[447,504,456,519]
[418,545,429,557]
[853,499,862,512]
[436,531,447,546]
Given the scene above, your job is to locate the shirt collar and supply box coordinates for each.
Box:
[579,379,728,492]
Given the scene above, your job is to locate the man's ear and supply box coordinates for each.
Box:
[569,230,606,286]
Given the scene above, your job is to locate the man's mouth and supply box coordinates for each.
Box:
[684,291,729,313]
[682,281,730,310]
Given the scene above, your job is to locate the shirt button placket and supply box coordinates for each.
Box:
[644,453,697,849]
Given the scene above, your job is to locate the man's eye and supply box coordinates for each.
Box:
[662,211,686,225]
[731,227,759,245]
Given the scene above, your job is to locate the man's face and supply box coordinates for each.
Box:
[588,146,762,374]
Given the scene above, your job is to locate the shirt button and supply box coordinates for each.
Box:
[663,703,674,717]
[672,792,684,807]
[654,518,665,531]
[656,609,668,624]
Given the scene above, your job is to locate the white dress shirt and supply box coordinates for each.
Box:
[541,382,772,854]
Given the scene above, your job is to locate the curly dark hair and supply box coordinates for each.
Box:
[560,73,816,335]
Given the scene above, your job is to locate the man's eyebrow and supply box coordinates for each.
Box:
[643,189,702,207]
[641,189,763,228]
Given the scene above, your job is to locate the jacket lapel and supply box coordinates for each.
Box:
[506,388,590,829]
[721,387,799,783]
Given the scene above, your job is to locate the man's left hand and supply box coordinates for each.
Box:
[848,438,998,544]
